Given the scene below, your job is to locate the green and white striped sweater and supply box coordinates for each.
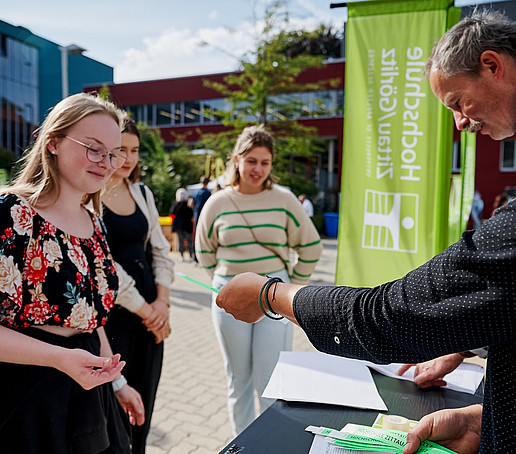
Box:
[195,185,322,285]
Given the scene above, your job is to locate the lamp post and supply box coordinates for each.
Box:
[59,44,86,99]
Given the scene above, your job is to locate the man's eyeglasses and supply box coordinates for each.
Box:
[64,136,128,169]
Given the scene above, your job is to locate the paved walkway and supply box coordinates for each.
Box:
[146,238,338,453]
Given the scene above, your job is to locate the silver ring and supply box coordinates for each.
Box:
[160,320,164,326]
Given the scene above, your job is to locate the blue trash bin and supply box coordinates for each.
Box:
[324,212,339,237]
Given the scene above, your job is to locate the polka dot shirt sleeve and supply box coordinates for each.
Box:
[293,201,516,364]
[293,201,516,452]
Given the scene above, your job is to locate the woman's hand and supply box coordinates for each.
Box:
[142,299,171,343]
[396,353,465,388]
[403,405,482,454]
[114,384,145,426]
[56,350,125,390]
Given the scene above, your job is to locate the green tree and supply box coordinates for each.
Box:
[98,84,112,101]
[200,0,339,197]
[137,122,180,215]
[279,25,343,60]
[167,130,212,187]
[0,146,16,175]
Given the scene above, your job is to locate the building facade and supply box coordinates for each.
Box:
[89,57,516,216]
[0,19,113,158]
[88,61,345,211]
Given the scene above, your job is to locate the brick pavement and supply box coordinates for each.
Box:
[146,239,337,454]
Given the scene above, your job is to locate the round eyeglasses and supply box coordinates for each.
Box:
[64,136,128,169]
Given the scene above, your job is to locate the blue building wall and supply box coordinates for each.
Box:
[0,19,113,157]
[24,33,113,121]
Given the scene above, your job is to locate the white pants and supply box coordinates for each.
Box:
[211,270,293,435]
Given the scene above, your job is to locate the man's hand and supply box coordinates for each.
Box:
[114,383,145,426]
[403,405,482,454]
[216,273,267,323]
[396,353,465,388]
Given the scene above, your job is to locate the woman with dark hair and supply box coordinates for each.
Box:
[195,125,322,435]
[102,117,174,453]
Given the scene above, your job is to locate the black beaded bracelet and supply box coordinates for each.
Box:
[258,276,284,320]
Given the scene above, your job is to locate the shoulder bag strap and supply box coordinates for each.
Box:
[139,183,147,201]
[138,183,153,259]
[226,189,289,272]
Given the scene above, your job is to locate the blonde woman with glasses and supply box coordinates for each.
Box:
[0,93,144,453]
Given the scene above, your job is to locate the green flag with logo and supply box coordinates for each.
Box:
[336,0,461,286]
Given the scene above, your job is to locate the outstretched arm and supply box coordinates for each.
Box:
[216,272,303,324]
[0,325,125,390]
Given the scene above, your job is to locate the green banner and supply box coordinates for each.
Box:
[447,131,476,246]
[336,1,460,287]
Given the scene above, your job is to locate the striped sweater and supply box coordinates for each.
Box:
[195,185,322,285]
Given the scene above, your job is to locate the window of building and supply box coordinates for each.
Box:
[0,38,38,157]
[336,90,344,115]
[124,105,144,123]
[313,90,339,117]
[174,103,183,124]
[0,34,6,58]
[156,102,173,126]
[268,94,295,121]
[146,104,155,125]
[202,98,229,123]
[501,140,516,171]
[122,89,344,129]
[184,100,201,124]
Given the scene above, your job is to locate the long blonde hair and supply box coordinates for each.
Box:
[226,124,276,189]
[6,93,124,213]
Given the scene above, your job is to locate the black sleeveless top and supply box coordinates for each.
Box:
[102,203,156,303]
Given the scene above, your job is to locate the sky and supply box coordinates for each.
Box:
[2,0,505,84]
[1,0,348,83]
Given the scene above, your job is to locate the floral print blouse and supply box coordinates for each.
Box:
[0,193,118,331]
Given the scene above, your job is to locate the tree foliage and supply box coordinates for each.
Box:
[279,25,343,60]
[0,147,16,174]
[200,0,339,197]
[137,122,180,215]
[167,131,209,188]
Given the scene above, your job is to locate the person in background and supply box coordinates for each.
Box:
[0,93,144,453]
[195,125,322,435]
[215,10,516,454]
[298,194,314,218]
[170,188,195,262]
[102,117,173,454]
[191,176,211,263]
[193,176,211,222]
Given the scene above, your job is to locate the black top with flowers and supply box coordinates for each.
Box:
[0,193,118,331]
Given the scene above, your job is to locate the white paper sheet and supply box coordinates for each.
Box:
[362,361,484,395]
[262,351,388,411]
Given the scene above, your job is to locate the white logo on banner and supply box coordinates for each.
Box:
[362,190,418,253]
